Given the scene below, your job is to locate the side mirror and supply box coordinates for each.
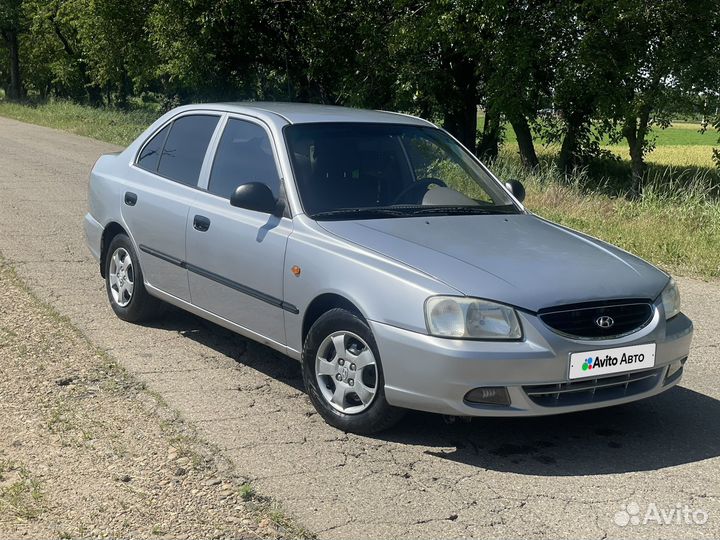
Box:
[505,179,526,203]
[230,182,277,214]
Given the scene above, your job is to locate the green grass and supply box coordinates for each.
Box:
[0,99,156,146]
[238,483,255,501]
[1,99,718,278]
[647,121,716,146]
[0,457,44,521]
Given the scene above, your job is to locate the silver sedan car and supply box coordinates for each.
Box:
[84,103,693,433]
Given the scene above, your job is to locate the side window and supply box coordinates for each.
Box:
[137,124,170,173]
[156,115,220,186]
[208,118,281,200]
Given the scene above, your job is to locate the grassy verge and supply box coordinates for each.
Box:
[0,99,156,146]
[1,99,718,278]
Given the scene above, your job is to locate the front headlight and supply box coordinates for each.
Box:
[661,279,681,320]
[425,296,522,339]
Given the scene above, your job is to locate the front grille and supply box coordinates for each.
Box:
[538,300,654,339]
[524,367,663,407]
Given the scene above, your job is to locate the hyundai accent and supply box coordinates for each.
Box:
[84,103,693,433]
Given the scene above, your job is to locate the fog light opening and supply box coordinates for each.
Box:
[464,386,510,406]
[664,357,687,385]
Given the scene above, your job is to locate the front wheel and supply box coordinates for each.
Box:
[302,308,405,434]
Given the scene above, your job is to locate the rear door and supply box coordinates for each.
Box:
[185,115,292,347]
[122,113,221,301]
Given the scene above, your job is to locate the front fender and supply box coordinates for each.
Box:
[283,216,458,355]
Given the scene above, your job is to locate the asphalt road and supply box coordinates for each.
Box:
[0,116,718,539]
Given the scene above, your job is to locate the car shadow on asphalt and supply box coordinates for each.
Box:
[144,305,306,393]
[382,387,720,476]
[146,306,718,476]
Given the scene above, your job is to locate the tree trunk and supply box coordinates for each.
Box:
[627,137,646,191]
[558,110,588,174]
[510,115,539,169]
[557,129,577,173]
[86,80,103,106]
[622,109,650,193]
[114,69,132,110]
[477,106,501,161]
[51,16,102,105]
[443,101,478,154]
[441,54,478,154]
[4,30,23,100]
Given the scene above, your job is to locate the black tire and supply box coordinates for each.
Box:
[105,233,162,323]
[302,308,405,434]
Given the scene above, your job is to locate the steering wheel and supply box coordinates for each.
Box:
[393,177,447,205]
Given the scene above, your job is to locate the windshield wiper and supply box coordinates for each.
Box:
[310,207,410,220]
[407,206,493,215]
[408,205,518,216]
[310,204,518,220]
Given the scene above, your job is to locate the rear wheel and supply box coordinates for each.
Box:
[105,234,162,322]
[303,308,405,434]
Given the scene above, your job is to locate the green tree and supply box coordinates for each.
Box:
[537,2,599,172]
[72,0,158,107]
[391,0,491,153]
[21,0,102,103]
[0,0,23,99]
[269,0,396,107]
[147,0,271,100]
[596,0,720,185]
[483,0,558,169]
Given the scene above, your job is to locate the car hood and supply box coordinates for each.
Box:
[317,214,668,312]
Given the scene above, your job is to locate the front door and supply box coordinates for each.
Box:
[185,116,292,347]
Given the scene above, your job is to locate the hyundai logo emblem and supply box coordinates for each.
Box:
[595,315,615,329]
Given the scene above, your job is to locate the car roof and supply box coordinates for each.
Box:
[198,102,436,127]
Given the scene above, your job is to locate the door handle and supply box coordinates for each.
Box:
[193,215,211,232]
[124,192,137,206]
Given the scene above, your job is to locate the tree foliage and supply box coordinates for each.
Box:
[2,0,719,181]
[0,0,24,99]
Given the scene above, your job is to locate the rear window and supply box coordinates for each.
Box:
[137,124,169,173]
[154,115,219,186]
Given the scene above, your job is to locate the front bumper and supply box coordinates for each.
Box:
[371,307,693,416]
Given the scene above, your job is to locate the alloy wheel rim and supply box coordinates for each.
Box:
[108,247,134,308]
[315,331,378,414]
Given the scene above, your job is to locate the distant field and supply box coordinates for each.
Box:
[615,144,715,168]
[490,114,718,168]
[1,99,718,278]
[607,123,716,168]
[645,121,716,146]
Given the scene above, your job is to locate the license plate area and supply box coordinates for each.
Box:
[569,343,656,380]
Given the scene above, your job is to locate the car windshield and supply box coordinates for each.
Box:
[284,123,520,220]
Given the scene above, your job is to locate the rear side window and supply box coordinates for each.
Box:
[155,115,219,186]
[137,124,170,172]
[208,118,281,199]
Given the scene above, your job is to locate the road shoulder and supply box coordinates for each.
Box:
[0,258,310,539]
